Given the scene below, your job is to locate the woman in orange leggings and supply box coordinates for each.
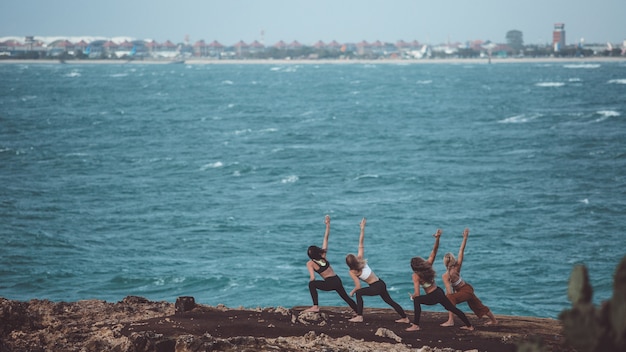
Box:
[441,228,497,326]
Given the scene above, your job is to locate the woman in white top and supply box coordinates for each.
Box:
[406,229,473,332]
[345,218,409,323]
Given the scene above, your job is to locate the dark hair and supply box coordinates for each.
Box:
[410,257,435,284]
[307,246,326,260]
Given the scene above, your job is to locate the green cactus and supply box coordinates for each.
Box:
[567,265,592,305]
[559,256,626,352]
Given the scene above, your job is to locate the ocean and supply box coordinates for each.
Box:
[1,61,625,319]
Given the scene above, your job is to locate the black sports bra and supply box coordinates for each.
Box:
[313,259,330,273]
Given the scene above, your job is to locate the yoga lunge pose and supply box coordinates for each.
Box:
[406,229,473,332]
[305,215,358,313]
[345,218,409,323]
[441,228,498,326]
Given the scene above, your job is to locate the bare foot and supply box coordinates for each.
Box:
[440,321,455,327]
[485,312,498,325]
[303,306,319,313]
[395,317,410,323]
[405,324,420,332]
[460,325,474,331]
[349,315,363,323]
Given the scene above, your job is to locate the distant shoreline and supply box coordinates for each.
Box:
[1,56,625,65]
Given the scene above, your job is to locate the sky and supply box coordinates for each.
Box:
[1,0,625,46]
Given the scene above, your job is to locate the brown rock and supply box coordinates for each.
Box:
[0,296,574,351]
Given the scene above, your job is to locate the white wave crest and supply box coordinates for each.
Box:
[498,114,539,124]
[416,80,432,85]
[563,64,600,69]
[281,175,299,184]
[594,110,621,122]
[65,71,81,77]
[607,79,626,85]
[596,110,620,117]
[21,95,37,102]
[200,161,223,170]
[354,174,379,180]
[535,82,564,87]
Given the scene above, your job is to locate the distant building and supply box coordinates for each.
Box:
[553,23,566,51]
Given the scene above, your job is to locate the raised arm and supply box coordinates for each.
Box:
[456,228,469,272]
[321,215,330,254]
[357,217,366,259]
[426,229,442,265]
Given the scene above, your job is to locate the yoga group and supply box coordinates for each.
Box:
[304,215,498,332]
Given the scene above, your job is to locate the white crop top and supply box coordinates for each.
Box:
[358,264,372,280]
[452,276,464,287]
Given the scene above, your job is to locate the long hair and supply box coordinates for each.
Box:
[307,245,326,261]
[443,252,457,270]
[345,254,365,271]
[410,257,435,284]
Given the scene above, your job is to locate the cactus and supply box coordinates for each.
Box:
[558,255,626,352]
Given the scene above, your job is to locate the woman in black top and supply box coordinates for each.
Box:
[304,215,358,313]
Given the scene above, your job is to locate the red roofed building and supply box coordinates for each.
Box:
[313,40,325,49]
[193,40,207,57]
[288,40,302,49]
[273,40,287,49]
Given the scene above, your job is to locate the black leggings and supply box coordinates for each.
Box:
[355,279,406,318]
[309,275,358,312]
[413,286,472,327]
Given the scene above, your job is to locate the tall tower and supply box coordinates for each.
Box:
[553,23,566,51]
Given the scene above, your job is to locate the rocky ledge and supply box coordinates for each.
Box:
[1,295,572,352]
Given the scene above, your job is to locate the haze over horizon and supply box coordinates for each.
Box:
[1,0,625,46]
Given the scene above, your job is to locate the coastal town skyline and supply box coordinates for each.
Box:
[1,0,625,46]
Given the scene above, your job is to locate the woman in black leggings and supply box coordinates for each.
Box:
[304,215,357,314]
[345,217,409,323]
[406,229,473,331]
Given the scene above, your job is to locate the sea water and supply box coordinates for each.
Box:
[1,61,625,319]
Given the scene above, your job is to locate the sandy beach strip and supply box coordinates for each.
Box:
[1,56,625,65]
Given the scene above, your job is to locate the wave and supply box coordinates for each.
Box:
[354,174,379,180]
[596,110,620,117]
[563,64,600,69]
[535,82,565,87]
[20,95,37,102]
[65,71,81,78]
[608,79,626,85]
[281,175,299,183]
[498,113,541,123]
[594,110,621,122]
[200,161,223,170]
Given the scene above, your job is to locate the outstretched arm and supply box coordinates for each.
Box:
[410,272,421,299]
[456,228,469,272]
[348,270,362,296]
[426,229,442,265]
[306,261,316,281]
[442,272,453,295]
[357,217,366,259]
[321,215,330,254]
